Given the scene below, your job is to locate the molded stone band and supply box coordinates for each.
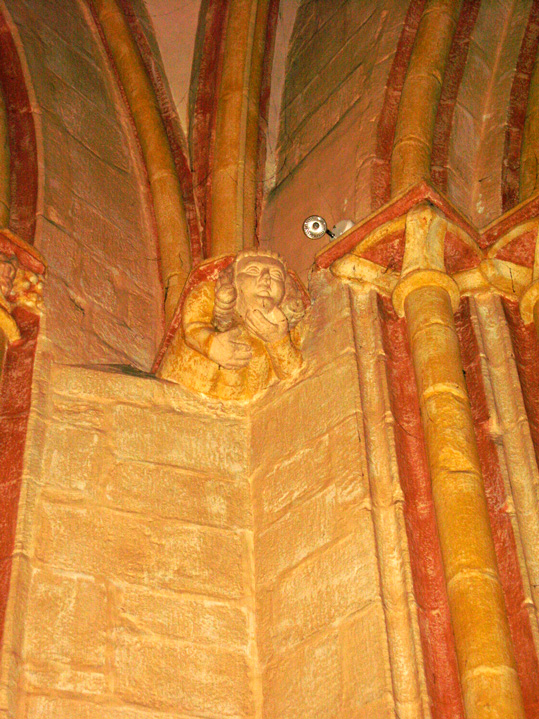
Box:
[392,268,460,317]
[519,280,539,323]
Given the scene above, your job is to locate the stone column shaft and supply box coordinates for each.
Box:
[404,284,525,719]
[390,203,526,718]
[391,0,462,194]
[211,0,270,256]
[91,0,191,325]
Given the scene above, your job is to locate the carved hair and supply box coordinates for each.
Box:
[213,249,305,332]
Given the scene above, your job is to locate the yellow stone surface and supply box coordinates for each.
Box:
[404,281,525,718]
[34,500,248,599]
[6,1,539,711]
[262,629,341,719]
[24,698,184,719]
[24,568,108,668]
[96,461,252,529]
[114,633,253,714]
[114,585,248,648]
[264,524,380,656]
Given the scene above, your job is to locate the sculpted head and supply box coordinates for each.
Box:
[213,249,305,332]
[235,253,286,315]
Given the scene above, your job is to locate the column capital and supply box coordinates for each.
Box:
[392,268,460,317]
[520,280,539,323]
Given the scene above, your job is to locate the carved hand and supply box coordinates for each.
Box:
[244,308,288,344]
[208,326,253,369]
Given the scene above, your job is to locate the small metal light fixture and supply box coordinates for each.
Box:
[303,215,335,240]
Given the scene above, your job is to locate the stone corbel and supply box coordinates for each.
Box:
[0,229,44,378]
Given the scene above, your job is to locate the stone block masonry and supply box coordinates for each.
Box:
[3,0,164,370]
[1,356,254,718]
[0,275,405,719]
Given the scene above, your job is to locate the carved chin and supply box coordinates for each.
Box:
[259,297,275,311]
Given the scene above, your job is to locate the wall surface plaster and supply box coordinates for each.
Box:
[142,0,202,135]
[263,0,300,194]
[2,0,164,370]
[260,0,409,281]
[447,0,532,226]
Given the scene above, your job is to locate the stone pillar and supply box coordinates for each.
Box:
[394,204,526,719]
[211,0,271,256]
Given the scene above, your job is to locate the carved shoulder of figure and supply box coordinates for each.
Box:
[182,281,218,356]
[281,275,306,329]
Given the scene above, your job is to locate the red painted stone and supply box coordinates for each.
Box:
[359,230,404,272]
[378,295,465,719]
[455,299,539,718]
[431,0,480,193]
[317,182,479,269]
[444,230,481,274]
[0,16,40,650]
[0,309,39,650]
[481,192,539,249]
[371,0,428,210]
[496,230,536,267]
[502,1,539,213]
[190,0,230,257]
[0,230,44,275]
[0,18,38,243]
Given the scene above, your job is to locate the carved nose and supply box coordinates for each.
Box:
[259,270,271,285]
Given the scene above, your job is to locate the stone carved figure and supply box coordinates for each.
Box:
[0,252,17,304]
[0,250,43,314]
[159,249,306,400]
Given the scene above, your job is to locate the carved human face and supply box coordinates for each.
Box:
[235,255,286,315]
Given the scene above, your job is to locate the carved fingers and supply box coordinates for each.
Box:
[244,308,288,343]
[208,326,253,369]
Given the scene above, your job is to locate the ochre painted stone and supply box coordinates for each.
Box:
[5,1,539,717]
